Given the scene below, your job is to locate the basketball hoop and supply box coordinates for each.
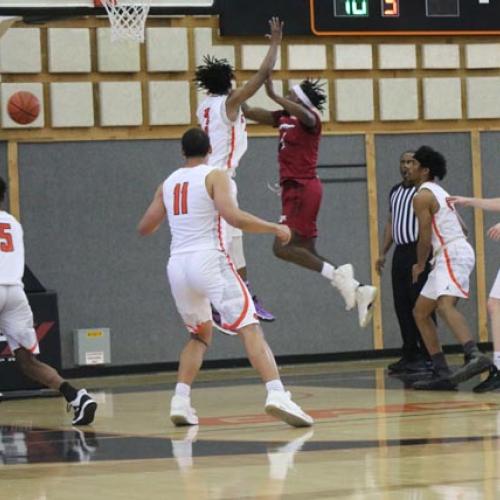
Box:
[97,0,151,43]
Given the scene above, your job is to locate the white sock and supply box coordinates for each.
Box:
[175,383,191,398]
[321,262,335,280]
[266,379,285,393]
[493,352,500,370]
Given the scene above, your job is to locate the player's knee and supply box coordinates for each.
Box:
[487,297,500,317]
[14,347,34,372]
[273,239,288,260]
[412,305,427,323]
[435,300,453,318]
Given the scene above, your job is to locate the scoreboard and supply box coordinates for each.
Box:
[311,0,500,35]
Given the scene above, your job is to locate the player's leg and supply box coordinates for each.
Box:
[474,270,500,392]
[412,294,456,390]
[436,295,491,383]
[3,286,96,424]
[274,178,376,324]
[167,254,213,426]
[238,323,313,427]
[210,252,312,427]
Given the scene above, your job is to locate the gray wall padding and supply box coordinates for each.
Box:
[18,136,372,368]
[375,133,478,349]
[480,133,500,299]
[17,132,497,369]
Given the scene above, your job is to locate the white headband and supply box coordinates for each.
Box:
[293,84,315,110]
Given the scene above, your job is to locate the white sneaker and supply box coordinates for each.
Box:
[356,285,377,328]
[170,395,199,426]
[265,391,314,427]
[331,264,359,311]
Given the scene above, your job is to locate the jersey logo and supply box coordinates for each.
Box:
[173,182,189,215]
[0,223,14,252]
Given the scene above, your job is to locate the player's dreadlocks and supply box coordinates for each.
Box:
[194,56,234,95]
[300,79,327,112]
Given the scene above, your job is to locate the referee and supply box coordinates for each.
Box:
[376,151,432,373]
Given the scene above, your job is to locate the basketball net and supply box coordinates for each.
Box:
[98,0,151,43]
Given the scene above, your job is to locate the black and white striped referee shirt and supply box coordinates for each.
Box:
[389,182,418,245]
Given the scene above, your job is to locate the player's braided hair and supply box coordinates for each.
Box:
[300,78,327,112]
[414,146,447,180]
[194,56,234,95]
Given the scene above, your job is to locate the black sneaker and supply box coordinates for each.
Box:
[69,389,97,426]
[388,357,407,373]
[388,357,431,374]
[473,366,500,393]
[412,371,457,391]
[448,352,492,385]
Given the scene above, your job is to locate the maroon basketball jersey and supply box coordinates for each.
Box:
[272,110,321,181]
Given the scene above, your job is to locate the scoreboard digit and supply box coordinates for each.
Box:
[310,0,500,36]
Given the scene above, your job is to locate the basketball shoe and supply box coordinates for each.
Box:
[245,281,275,322]
[356,285,378,328]
[265,391,314,427]
[447,351,492,385]
[331,264,358,310]
[69,389,97,426]
[170,394,199,426]
[473,366,500,393]
[412,369,457,391]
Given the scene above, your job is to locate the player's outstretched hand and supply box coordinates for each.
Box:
[275,224,291,245]
[446,195,472,207]
[266,17,283,44]
[487,222,500,241]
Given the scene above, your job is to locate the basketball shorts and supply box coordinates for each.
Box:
[167,249,258,335]
[280,178,322,239]
[0,285,39,354]
[420,240,475,301]
[490,269,500,299]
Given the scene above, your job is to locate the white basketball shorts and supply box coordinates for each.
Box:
[420,240,475,301]
[490,269,500,299]
[0,285,39,354]
[167,249,258,335]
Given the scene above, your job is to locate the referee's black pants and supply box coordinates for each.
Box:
[391,243,433,361]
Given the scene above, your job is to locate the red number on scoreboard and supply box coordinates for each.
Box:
[382,0,399,16]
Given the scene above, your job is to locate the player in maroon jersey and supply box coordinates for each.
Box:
[243,78,377,327]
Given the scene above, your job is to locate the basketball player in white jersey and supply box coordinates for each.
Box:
[447,194,500,392]
[0,177,96,425]
[138,128,313,427]
[194,17,283,328]
[405,146,492,390]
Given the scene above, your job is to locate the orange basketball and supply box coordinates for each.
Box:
[7,91,40,125]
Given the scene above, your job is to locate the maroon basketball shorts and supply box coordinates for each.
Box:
[280,177,322,239]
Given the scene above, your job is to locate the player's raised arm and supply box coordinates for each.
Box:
[225,17,283,120]
[265,78,317,128]
[138,184,167,236]
[207,168,290,243]
[241,102,275,125]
